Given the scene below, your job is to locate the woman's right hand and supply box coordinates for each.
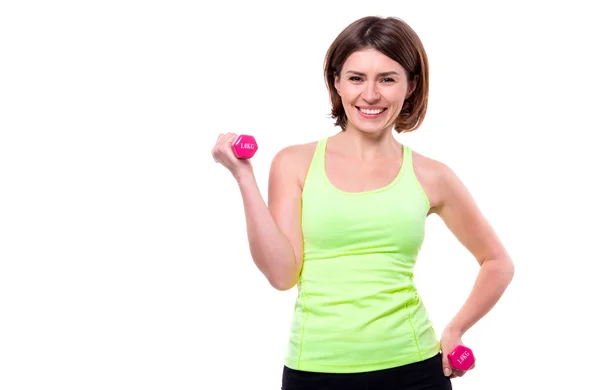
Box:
[211,132,253,180]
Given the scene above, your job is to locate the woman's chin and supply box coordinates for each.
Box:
[350,120,390,135]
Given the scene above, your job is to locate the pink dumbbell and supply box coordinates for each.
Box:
[448,345,475,371]
[231,134,258,159]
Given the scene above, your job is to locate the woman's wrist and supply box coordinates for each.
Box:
[442,323,465,338]
[234,167,256,186]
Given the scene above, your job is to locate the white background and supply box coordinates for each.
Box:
[1,0,599,389]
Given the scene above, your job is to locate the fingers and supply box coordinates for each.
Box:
[219,133,237,146]
[451,369,466,378]
[442,354,473,379]
[212,132,238,163]
[441,354,452,377]
[213,133,229,152]
[447,363,474,379]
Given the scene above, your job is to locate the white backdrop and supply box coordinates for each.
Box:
[1,1,599,389]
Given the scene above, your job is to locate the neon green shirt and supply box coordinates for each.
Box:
[284,137,440,373]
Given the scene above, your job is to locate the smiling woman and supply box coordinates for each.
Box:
[332,49,417,135]
[211,15,514,390]
[324,16,428,134]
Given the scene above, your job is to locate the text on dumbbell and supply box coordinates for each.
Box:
[457,351,470,364]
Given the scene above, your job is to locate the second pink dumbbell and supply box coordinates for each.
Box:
[231,134,258,159]
[448,345,475,371]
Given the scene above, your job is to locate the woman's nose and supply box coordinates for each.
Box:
[362,82,381,102]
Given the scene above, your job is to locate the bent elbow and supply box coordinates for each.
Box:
[495,255,515,286]
[268,275,298,291]
[505,259,515,283]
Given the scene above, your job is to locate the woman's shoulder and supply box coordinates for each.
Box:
[271,139,320,168]
[408,147,462,209]
[409,147,454,180]
[269,139,321,185]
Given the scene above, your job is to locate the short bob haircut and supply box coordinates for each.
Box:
[324,16,429,133]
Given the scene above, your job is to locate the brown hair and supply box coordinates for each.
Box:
[324,16,429,133]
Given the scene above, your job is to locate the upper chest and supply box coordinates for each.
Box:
[324,151,403,193]
[296,143,443,209]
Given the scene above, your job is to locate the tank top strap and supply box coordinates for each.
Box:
[400,144,418,184]
[402,144,413,171]
[314,137,328,165]
[303,137,329,189]
[401,144,431,208]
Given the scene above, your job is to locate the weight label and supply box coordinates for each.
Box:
[457,351,470,364]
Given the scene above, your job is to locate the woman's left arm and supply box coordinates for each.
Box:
[432,163,515,376]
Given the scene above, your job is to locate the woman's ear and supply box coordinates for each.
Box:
[334,72,340,94]
[406,75,419,98]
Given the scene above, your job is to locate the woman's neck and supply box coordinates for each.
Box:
[329,128,401,161]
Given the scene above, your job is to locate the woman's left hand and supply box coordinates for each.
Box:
[440,328,475,378]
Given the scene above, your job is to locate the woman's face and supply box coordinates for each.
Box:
[335,48,415,135]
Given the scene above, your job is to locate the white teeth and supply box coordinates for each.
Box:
[359,108,384,115]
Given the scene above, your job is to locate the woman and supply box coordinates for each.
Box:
[212,15,514,390]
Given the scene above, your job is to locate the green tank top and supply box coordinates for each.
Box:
[284,137,441,373]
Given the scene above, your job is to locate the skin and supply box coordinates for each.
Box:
[212,47,514,380]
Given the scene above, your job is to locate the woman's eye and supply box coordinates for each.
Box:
[347,76,394,83]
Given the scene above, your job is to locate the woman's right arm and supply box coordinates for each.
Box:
[235,145,304,291]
